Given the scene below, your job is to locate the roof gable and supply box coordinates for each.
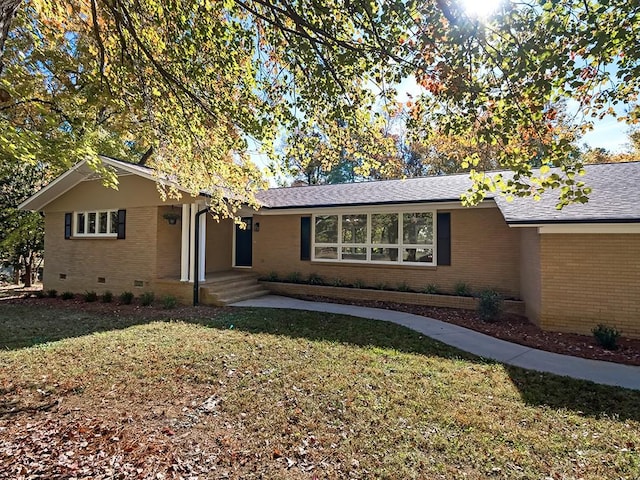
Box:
[19,156,185,211]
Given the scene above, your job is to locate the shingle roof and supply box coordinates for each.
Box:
[256,173,477,208]
[495,162,640,224]
[22,154,640,224]
[257,161,640,224]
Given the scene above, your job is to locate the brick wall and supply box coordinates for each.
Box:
[205,217,233,272]
[43,207,158,295]
[156,206,182,279]
[263,282,526,315]
[252,207,521,298]
[539,234,640,338]
[519,228,542,324]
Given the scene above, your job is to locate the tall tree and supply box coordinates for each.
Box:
[0,162,50,286]
[1,1,638,209]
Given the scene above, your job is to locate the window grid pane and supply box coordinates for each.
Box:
[88,212,97,234]
[315,246,338,259]
[402,247,434,263]
[315,215,338,244]
[371,214,398,244]
[98,212,108,234]
[341,214,367,243]
[110,211,118,234]
[403,212,433,245]
[76,213,85,234]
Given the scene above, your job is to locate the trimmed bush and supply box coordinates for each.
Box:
[286,272,302,284]
[308,273,324,285]
[46,289,57,298]
[84,291,98,302]
[454,282,472,297]
[330,278,344,287]
[60,291,74,300]
[423,284,439,294]
[352,279,366,289]
[397,282,412,292]
[120,291,134,305]
[266,271,279,282]
[140,291,155,306]
[478,289,503,322]
[161,295,178,309]
[101,291,113,303]
[592,324,621,350]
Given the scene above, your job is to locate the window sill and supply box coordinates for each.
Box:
[71,235,118,239]
[310,260,437,270]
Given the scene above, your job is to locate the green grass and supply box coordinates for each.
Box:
[1,304,639,479]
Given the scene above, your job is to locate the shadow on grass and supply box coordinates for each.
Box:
[210,308,640,423]
[3,303,639,422]
[0,302,195,350]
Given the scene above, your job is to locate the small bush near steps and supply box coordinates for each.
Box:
[592,324,621,351]
[162,295,177,309]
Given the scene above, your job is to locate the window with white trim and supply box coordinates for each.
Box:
[312,211,435,265]
[74,210,119,237]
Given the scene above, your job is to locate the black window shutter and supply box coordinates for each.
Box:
[300,216,311,261]
[117,209,126,239]
[64,213,72,239]
[437,212,451,266]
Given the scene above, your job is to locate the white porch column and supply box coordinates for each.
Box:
[198,207,206,282]
[180,204,190,282]
[189,203,196,282]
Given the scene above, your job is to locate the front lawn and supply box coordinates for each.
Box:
[1,303,639,479]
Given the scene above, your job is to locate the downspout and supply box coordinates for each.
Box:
[193,206,209,306]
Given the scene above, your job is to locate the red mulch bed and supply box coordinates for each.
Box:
[292,295,640,367]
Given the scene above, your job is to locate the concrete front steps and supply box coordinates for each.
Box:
[199,271,269,306]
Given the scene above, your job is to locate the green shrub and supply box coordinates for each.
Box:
[352,279,366,289]
[120,291,134,305]
[454,282,472,297]
[373,282,388,291]
[286,272,302,284]
[34,290,46,299]
[330,278,344,287]
[84,291,98,302]
[477,289,503,322]
[140,291,155,306]
[162,295,178,309]
[592,324,621,350]
[266,271,279,282]
[101,291,113,303]
[60,291,74,300]
[397,282,412,292]
[308,273,324,285]
[423,284,439,294]
[46,289,57,298]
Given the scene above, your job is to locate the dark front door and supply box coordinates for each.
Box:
[235,217,253,267]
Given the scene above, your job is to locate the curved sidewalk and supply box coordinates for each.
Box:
[231,295,640,391]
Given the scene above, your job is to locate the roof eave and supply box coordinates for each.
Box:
[506,218,640,225]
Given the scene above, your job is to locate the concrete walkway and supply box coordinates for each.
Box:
[231,295,640,391]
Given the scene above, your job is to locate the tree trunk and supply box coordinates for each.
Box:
[0,0,22,76]
[23,263,32,287]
